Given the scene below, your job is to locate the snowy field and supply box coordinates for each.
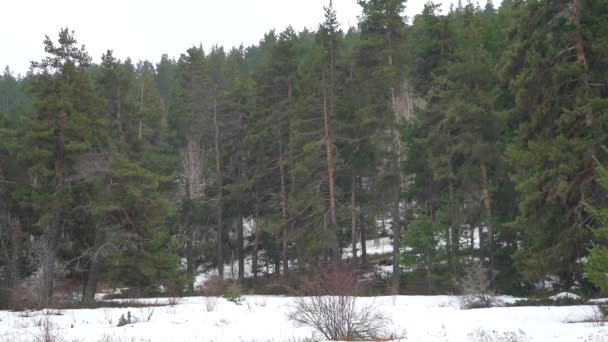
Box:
[1,295,607,342]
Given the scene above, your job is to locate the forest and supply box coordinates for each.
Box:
[1,0,608,310]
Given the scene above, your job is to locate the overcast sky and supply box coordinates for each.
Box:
[1,0,467,76]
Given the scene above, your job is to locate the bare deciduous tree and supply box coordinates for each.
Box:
[179,135,207,292]
[179,137,206,200]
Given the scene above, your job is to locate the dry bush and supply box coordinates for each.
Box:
[0,286,35,310]
[166,296,183,306]
[200,275,226,296]
[458,260,499,309]
[466,328,529,342]
[204,296,218,312]
[288,261,391,341]
[34,315,63,342]
[138,306,155,322]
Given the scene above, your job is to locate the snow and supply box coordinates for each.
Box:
[550,292,582,301]
[1,295,606,342]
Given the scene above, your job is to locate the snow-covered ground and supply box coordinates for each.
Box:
[1,295,606,342]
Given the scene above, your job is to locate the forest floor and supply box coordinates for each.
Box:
[1,295,606,342]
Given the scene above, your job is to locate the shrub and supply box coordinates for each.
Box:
[34,316,63,342]
[458,260,499,309]
[467,328,529,342]
[200,275,226,296]
[117,311,136,327]
[288,261,391,341]
[599,304,608,318]
[204,296,218,311]
[0,287,35,311]
[511,296,586,307]
[224,283,244,305]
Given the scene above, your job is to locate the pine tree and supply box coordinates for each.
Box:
[500,0,608,288]
[356,0,408,291]
[23,28,110,305]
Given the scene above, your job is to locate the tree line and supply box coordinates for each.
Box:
[1,0,607,306]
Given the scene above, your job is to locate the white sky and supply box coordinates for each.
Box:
[1,0,466,76]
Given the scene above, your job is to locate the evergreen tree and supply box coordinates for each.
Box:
[500,0,608,289]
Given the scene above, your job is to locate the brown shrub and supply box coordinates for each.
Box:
[0,286,35,310]
[200,275,226,296]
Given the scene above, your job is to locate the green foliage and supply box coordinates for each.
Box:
[586,153,608,293]
[2,1,608,300]
[401,214,451,293]
[224,283,244,305]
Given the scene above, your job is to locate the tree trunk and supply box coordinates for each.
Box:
[213,95,224,279]
[40,215,61,307]
[322,77,338,255]
[139,77,144,140]
[479,157,494,266]
[237,216,244,283]
[82,228,103,305]
[358,176,367,265]
[3,214,21,288]
[55,111,67,180]
[571,0,591,125]
[252,203,260,279]
[237,112,245,284]
[391,184,401,292]
[351,174,358,261]
[42,110,67,305]
[116,87,125,145]
[186,232,194,293]
[360,219,367,265]
[278,130,289,275]
[274,251,281,276]
[388,49,402,293]
[447,154,456,276]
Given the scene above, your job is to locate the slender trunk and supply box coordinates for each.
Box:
[322,76,338,255]
[572,0,588,75]
[213,95,224,279]
[55,111,67,180]
[360,221,367,265]
[237,112,245,283]
[388,50,402,292]
[278,130,289,275]
[351,174,358,261]
[470,225,475,252]
[139,77,144,140]
[43,110,67,305]
[447,154,456,276]
[280,82,293,275]
[82,224,103,305]
[426,256,433,295]
[572,0,591,126]
[237,216,244,283]
[41,215,61,307]
[186,234,194,292]
[5,215,20,288]
[358,177,367,265]
[116,87,125,145]
[391,185,401,292]
[274,251,281,276]
[479,158,494,267]
[185,180,195,293]
[252,201,260,279]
